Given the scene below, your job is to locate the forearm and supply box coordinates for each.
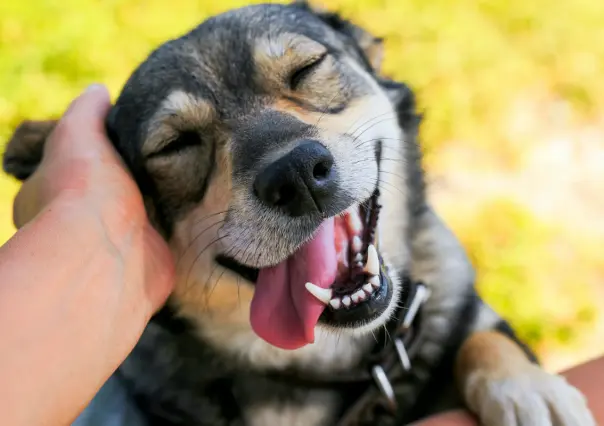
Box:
[0,196,151,426]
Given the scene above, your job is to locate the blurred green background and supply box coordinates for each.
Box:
[1,0,603,371]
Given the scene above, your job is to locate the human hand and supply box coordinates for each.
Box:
[0,84,174,425]
[11,83,174,314]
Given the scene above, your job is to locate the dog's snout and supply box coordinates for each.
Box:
[253,140,337,217]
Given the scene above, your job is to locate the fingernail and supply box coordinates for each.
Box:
[85,83,105,93]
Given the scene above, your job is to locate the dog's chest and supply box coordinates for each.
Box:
[241,387,340,426]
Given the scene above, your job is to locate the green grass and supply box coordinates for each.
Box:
[2,0,603,363]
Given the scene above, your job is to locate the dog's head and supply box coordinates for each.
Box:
[4,2,422,352]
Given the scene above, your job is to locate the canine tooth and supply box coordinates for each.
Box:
[356,261,363,269]
[354,253,363,262]
[329,298,342,309]
[305,282,332,305]
[342,295,351,307]
[362,283,373,293]
[369,275,380,289]
[352,236,363,253]
[365,244,379,276]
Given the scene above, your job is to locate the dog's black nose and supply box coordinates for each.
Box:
[253,140,337,217]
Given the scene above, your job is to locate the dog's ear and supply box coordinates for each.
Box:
[293,0,384,72]
[3,106,122,182]
[3,119,57,181]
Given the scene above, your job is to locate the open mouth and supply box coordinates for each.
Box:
[217,188,393,350]
[317,188,392,326]
[321,188,384,309]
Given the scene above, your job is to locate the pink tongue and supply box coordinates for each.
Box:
[250,219,337,350]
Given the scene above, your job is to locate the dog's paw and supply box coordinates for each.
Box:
[464,364,597,426]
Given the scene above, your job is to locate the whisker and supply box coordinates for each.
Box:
[184,234,230,293]
[350,117,402,147]
[176,219,226,269]
[379,170,408,182]
[353,137,407,150]
[346,111,398,137]
[190,209,229,229]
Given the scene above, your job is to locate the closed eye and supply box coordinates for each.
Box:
[148,131,202,158]
[289,52,328,90]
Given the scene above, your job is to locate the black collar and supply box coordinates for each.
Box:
[262,275,431,425]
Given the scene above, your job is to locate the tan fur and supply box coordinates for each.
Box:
[455,331,530,383]
[143,90,215,157]
[272,98,315,123]
[362,38,384,71]
[253,33,328,89]
[456,331,596,426]
[293,0,384,72]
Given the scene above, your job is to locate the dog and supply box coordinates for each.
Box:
[3,2,597,425]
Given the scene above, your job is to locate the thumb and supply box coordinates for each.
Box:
[44,84,116,165]
[12,85,115,229]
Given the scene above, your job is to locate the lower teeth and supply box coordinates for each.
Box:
[305,244,381,310]
[306,272,381,310]
[329,274,379,310]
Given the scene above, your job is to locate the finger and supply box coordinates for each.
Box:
[44,84,116,164]
[12,85,114,228]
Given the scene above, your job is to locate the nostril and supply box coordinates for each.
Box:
[313,160,332,181]
[274,184,296,206]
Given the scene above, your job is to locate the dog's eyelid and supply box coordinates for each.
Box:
[289,51,329,89]
[146,130,204,159]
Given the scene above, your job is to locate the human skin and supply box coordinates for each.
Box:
[414,355,604,425]
[0,84,175,426]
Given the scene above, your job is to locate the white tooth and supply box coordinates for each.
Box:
[305,282,332,305]
[351,292,359,303]
[365,244,379,276]
[352,236,363,253]
[347,210,363,234]
[342,295,351,307]
[362,283,373,293]
[355,253,363,262]
[369,275,380,288]
[329,298,342,309]
[355,290,366,301]
[356,261,363,269]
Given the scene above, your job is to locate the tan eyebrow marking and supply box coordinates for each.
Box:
[253,32,328,89]
[143,90,215,157]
